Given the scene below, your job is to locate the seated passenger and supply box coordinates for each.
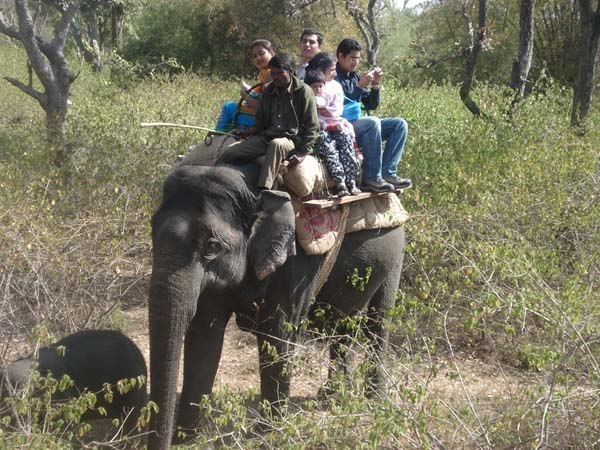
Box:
[305,52,361,197]
[217,54,319,191]
[334,38,411,192]
[215,39,275,132]
[296,28,324,81]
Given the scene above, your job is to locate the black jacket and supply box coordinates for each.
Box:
[334,62,380,111]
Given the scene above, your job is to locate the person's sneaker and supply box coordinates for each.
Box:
[361,177,394,193]
[383,175,412,189]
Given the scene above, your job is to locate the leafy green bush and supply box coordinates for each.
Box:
[383,80,599,373]
[120,0,360,76]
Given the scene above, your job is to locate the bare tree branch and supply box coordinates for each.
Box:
[14,0,55,89]
[367,0,382,59]
[0,13,21,39]
[344,0,385,65]
[51,0,81,51]
[0,8,56,58]
[45,0,101,69]
[512,0,536,99]
[4,76,45,103]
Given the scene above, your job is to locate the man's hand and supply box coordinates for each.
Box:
[372,67,384,85]
[358,70,375,88]
[286,151,306,168]
[358,67,383,89]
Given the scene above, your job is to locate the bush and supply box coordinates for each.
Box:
[384,79,599,379]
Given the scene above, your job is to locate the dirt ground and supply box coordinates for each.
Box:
[2,305,538,449]
[118,307,531,405]
[3,305,531,404]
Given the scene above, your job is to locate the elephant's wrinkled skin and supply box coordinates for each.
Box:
[1,330,147,429]
[148,164,405,450]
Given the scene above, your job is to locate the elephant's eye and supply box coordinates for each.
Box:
[204,237,222,261]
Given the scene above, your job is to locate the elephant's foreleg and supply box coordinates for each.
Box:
[257,328,291,410]
[176,309,231,437]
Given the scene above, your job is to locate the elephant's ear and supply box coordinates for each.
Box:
[249,190,296,280]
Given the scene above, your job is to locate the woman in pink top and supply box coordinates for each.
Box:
[306,52,361,196]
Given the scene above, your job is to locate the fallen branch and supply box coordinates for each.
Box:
[140,122,236,138]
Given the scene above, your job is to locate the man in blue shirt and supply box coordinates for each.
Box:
[335,38,411,192]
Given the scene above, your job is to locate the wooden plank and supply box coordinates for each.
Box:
[302,187,408,209]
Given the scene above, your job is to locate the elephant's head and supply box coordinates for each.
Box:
[147,165,295,449]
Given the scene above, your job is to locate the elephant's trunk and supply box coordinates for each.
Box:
[147,264,199,450]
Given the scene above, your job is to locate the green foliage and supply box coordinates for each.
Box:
[120,0,359,75]
[120,0,198,68]
[382,80,599,373]
[346,266,373,292]
[408,0,581,87]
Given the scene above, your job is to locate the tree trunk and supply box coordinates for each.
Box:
[460,0,487,117]
[345,0,383,66]
[0,0,80,158]
[46,104,67,151]
[571,0,600,127]
[111,3,124,50]
[512,0,536,98]
[85,8,102,71]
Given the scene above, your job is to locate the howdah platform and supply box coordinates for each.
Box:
[302,186,409,209]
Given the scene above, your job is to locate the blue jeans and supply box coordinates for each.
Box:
[350,116,408,181]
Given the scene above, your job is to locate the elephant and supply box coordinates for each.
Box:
[1,329,148,431]
[147,164,406,450]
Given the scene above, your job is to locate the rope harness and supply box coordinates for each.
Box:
[312,204,350,296]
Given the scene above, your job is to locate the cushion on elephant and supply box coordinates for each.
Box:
[279,155,334,198]
[345,193,409,233]
[292,199,341,255]
[292,193,408,255]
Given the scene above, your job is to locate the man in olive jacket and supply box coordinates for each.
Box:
[218,54,319,190]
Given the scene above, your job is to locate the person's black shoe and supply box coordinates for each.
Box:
[384,175,412,189]
[361,177,394,193]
